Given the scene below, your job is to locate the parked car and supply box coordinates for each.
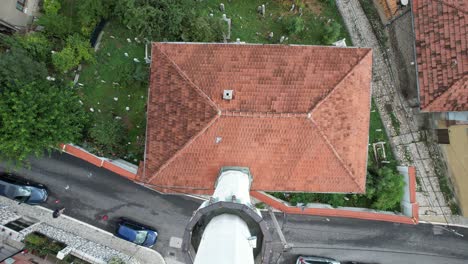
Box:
[116,217,158,247]
[0,172,48,205]
[297,256,341,264]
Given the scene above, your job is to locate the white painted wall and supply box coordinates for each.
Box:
[194,214,254,264]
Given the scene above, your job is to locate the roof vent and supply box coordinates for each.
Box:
[223,90,233,100]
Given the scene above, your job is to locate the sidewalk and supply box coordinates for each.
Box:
[0,197,165,264]
[335,0,459,224]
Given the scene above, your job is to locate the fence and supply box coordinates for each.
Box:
[59,144,137,181]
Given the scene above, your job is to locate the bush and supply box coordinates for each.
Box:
[0,42,47,86]
[16,33,51,61]
[367,167,405,211]
[181,14,225,42]
[24,233,65,257]
[272,167,405,211]
[89,116,127,157]
[76,0,109,36]
[286,16,305,35]
[108,256,126,264]
[37,13,76,40]
[43,0,61,15]
[322,21,341,44]
[52,34,95,72]
[52,47,77,72]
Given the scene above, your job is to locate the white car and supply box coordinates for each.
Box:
[296,256,340,264]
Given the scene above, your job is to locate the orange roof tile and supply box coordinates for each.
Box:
[413,0,468,112]
[139,43,372,193]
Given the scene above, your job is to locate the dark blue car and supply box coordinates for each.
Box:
[116,217,158,247]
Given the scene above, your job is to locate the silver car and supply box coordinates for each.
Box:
[296,256,340,264]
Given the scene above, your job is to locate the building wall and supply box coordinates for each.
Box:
[0,0,40,29]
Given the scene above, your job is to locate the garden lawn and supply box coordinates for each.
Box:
[368,100,398,169]
[78,22,148,163]
[193,0,351,45]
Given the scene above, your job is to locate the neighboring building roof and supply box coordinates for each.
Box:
[413,0,468,112]
[377,0,399,19]
[138,43,372,193]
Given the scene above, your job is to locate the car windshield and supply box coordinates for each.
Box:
[134,230,148,244]
[16,186,32,197]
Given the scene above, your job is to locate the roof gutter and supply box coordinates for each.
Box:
[410,0,422,111]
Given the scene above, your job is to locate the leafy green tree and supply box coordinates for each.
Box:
[52,34,95,72]
[52,46,77,72]
[0,80,87,163]
[76,0,108,36]
[322,21,342,44]
[15,33,51,61]
[368,167,405,211]
[181,14,224,42]
[37,13,76,40]
[114,0,190,40]
[43,0,61,15]
[0,43,47,87]
[89,115,127,157]
[286,16,305,35]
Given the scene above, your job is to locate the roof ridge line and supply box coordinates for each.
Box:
[222,110,308,118]
[309,49,372,114]
[307,117,364,192]
[153,44,221,113]
[146,114,221,183]
[423,76,468,110]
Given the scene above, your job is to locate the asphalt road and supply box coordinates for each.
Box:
[0,151,202,262]
[265,213,468,264]
[2,152,468,264]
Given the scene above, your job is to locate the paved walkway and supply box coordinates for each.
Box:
[0,197,165,264]
[335,0,458,224]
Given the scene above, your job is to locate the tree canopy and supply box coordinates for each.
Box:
[0,80,87,163]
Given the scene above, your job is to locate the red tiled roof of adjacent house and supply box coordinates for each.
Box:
[413,0,468,112]
[138,43,372,193]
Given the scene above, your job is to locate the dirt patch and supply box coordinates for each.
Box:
[122,115,134,130]
[304,0,323,14]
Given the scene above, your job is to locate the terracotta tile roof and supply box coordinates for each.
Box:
[413,0,468,112]
[139,43,372,193]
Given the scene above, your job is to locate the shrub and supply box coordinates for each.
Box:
[368,167,405,211]
[52,34,95,72]
[89,116,127,157]
[37,13,76,40]
[181,14,225,42]
[322,20,341,44]
[52,47,77,72]
[43,0,61,15]
[16,33,51,61]
[286,16,305,35]
[24,233,65,257]
[108,256,126,264]
[76,0,109,36]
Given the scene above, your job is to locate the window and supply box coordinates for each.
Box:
[16,0,27,12]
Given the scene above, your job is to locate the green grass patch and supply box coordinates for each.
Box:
[193,0,350,45]
[389,112,401,135]
[368,100,397,169]
[78,22,147,162]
